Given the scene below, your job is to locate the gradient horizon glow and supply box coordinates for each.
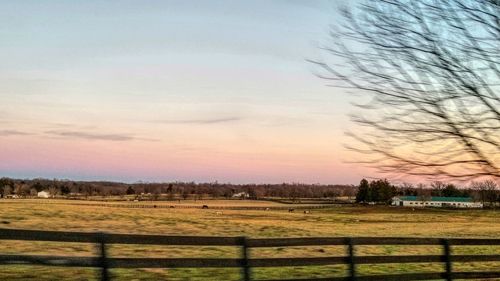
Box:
[0,0,373,184]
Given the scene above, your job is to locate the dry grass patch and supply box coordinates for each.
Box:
[0,201,498,280]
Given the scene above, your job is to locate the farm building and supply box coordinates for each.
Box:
[37,191,50,198]
[232,192,250,198]
[392,196,483,208]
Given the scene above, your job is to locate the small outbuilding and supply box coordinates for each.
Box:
[392,196,482,208]
[37,191,50,198]
[232,192,250,199]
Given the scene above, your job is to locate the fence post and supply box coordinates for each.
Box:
[97,232,110,281]
[442,239,452,281]
[240,236,251,281]
[347,238,356,281]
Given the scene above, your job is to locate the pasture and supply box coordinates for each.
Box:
[0,200,498,280]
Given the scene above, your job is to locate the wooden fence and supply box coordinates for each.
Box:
[0,228,499,280]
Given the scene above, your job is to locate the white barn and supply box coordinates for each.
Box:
[232,192,250,198]
[37,191,50,198]
[392,196,482,208]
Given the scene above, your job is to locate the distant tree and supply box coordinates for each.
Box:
[152,189,161,201]
[166,189,175,201]
[144,185,153,194]
[370,179,396,204]
[0,178,14,189]
[14,183,30,197]
[182,190,189,200]
[32,181,44,192]
[3,186,12,197]
[471,180,499,205]
[442,184,462,197]
[483,180,498,206]
[70,182,80,195]
[126,186,135,195]
[399,183,414,196]
[223,189,234,199]
[356,178,396,204]
[60,184,70,195]
[430,181,447,196]
[289,186,301,202]
[166,184,173,194]
[356,179,370,203]
[48,186,60,197]
[81,184,93,198]
[247,188,259,200]
[323,189,339,199]
[0,178,14,198]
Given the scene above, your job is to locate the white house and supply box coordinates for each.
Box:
[392,196,483,208]
[37,191,50,198]
[232,192,250,198]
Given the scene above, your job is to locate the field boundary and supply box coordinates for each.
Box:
[1,228,499,280]
[0,200,339,210]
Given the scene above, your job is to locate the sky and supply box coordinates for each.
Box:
[0,0,372,184]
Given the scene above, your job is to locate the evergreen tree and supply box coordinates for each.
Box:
[356,179,369,203]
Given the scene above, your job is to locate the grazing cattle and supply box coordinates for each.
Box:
[216,211,223,215]
[303,210,310,214]
[288,208,295,213]
[202,205,209,209]
[265,208,270,211]
[170,205,175,208]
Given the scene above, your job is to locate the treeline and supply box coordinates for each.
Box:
[355,179,500,206]
[2,177,497,205]
[0,178,356,200]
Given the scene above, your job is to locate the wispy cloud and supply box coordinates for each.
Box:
[45,130,135,141]
[0,130,32,136]
[154,117,243,125]
[259,116,308,127]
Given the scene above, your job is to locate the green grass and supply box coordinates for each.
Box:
[0,200,498,280]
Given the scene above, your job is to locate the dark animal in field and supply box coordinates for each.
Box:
[170,205,175,208]
[202,205,209,209]
[303,210,310,214]
[288,208,294,213]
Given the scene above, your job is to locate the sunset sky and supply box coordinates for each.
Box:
[0,0,373,184]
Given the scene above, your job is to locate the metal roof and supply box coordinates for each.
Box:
[396,196,473,202]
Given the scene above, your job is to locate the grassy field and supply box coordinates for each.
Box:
[0,198,316,207]
[0,200,498,280]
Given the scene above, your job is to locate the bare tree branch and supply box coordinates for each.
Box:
[315,0,499,180]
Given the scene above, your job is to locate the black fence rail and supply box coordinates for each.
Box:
[0,228,499,280]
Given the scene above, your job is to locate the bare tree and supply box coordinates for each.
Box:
[48,186,60,198]
[14,183,30,198]
[313,0,499,180]
[3,186,12,197]
[471,179,498,205]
